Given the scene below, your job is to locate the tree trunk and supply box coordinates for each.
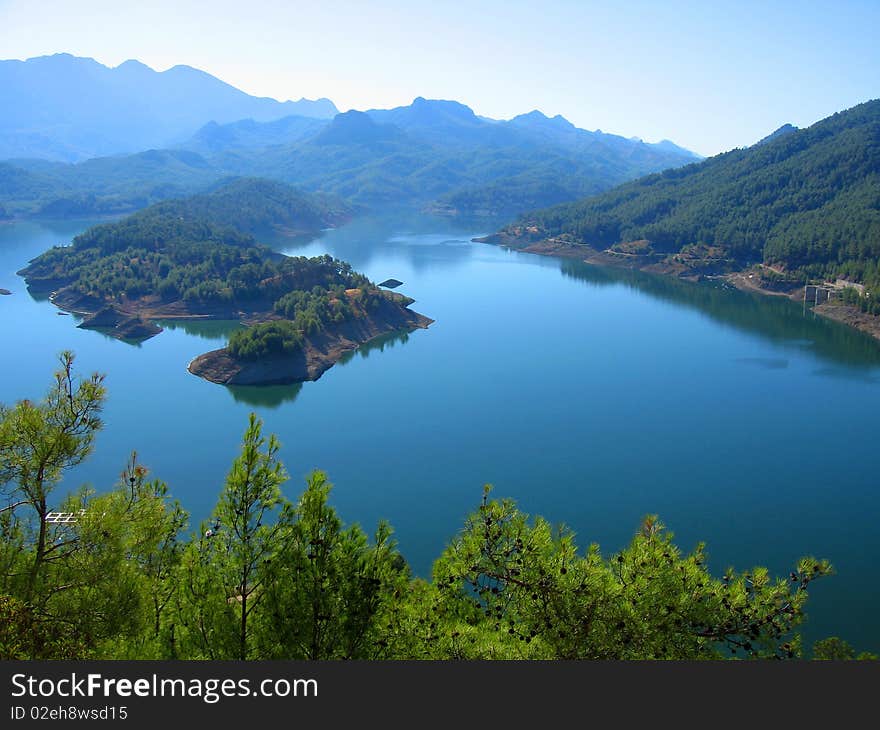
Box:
[27,495,47,603]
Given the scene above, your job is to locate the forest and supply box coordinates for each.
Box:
[0,353,874,661]
[19,182,397,356]
[511,100,880,310]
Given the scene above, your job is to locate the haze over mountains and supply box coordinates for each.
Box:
[0,54,700,220]
[0,54,338,161]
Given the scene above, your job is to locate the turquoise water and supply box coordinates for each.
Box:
[2,214,879,653]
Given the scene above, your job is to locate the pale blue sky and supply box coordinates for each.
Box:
[1,0,877,155]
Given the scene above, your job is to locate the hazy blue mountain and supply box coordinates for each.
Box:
[313,110,406,146]
[509,109,578,135]
[365,97,514,147]
[0,95,699,218]
[182,115,328,154]
[0,54,338,162]
[1,150,221,217]
[509,110,702,161]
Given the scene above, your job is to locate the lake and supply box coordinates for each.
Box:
[2,213,879,653]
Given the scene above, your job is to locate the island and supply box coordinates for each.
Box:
[378,278,403,288]
[18,180,432,386]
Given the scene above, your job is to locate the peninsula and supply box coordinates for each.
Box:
[19,180,431,385]
[480,100,880,342]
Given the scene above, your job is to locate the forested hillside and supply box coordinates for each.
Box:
[507,100,880,308]
[20,180,364,313]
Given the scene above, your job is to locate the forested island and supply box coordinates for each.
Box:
[18,180,430,385]
[481,100,880,338]
[0,352,874,661]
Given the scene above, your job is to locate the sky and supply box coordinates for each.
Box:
[1,0,878,156]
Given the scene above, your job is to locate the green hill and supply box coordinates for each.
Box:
[20,178,354,303]
[503,100,880,309]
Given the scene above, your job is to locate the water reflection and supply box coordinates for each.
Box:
[272,212,501,274]
[337,328,412,366]
[559,259,880,369]
[226,382,304,409]
[155,319,243,340]
[220,330,414,408]
[736,357,790,370]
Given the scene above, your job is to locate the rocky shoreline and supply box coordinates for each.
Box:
[21,267,433,385]
[475,232,880,343]
[188,300,432,385]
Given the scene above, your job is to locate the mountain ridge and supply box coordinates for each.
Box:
[0,53,338,161]
[489,99,880,307]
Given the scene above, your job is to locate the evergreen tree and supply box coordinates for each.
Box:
[175,414,288,660]
[0,351,105,602]
[258,471,406,659]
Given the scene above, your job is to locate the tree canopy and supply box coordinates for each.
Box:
[2,354,873,661]
[508,100,880,308]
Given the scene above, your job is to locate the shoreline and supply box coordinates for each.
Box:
[22,271,433,385]
[188,304,432,386]
[475,233,880,344]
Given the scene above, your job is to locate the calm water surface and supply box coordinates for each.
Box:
[1,214,879,652]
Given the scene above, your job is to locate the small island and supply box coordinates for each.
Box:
[19,180,432,386]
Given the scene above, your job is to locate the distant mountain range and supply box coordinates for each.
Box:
[0,53,702,220]
[0,54,337,161]
[0,94,700,220]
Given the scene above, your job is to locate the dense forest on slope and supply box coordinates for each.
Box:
[2,354,873,661]
[21,179,357,304]
[156,177,353,233]
[0,98,698,219]
[506,100,880,309]
[0,151,223,217]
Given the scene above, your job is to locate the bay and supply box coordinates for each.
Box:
[1,213,879,652]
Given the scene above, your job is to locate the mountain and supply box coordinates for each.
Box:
[0,54,338,162]
[0,150,221,217]
[495,100,880,300]
[0,96,699,218]
[754,123,799,146]
[313,110,406,146]
[183,115,328,155]
[180,177,353,232]
[366,97,501,146]
[249,100,700,213]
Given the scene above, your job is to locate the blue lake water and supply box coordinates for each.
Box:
[2,213,879,652]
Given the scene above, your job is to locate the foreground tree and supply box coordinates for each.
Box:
[0,355,867,660]
[388,488,833,659]
[813,636,878,661]
[175,414,288,660]
[0,351,105,601]
[258,470,407,659]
